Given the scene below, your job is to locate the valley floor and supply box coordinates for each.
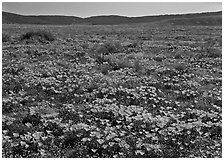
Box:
[2,24,222,158]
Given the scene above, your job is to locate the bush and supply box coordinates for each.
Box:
[110,58,131,71]
[173,63,187,72]
[20,31,55,42]
[153,54,166,62]
[174,52,183,59]
[100,63,112,75]
[197,47,222,59]
[2,33,10,42]
[96,41,123,55]
[122,41,139,48]
[206,48,222,58]
[133,59,143,73]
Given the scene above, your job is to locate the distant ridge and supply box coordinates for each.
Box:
[2,11,222,25]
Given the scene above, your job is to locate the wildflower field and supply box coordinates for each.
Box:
[2,23,222,158]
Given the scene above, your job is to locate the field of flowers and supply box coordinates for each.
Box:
[2,23,222,158]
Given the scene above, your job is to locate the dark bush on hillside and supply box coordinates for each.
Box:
[153,54,166,62]
[2,33,10,42]
[100,64,112,75]
[197,47,222,59]
[95,54,107,64]
[99,58,131,75]
[96,54,133,74]
[174,63,187,72]
[122,41,139,48]
[133,59,144,73]
[206,48,222,58]
[22,113,42,126]
[96,41,123,55]
[174,52,183,59]
[20,31,55,42]
[109,59,131,71]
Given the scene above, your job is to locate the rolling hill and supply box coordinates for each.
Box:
[2,11,222,25]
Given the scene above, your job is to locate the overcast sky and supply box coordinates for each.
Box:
[2,2,222,18]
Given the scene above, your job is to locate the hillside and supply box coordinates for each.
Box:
[166,14,222,26]
[2,11,222,25]
[2,12,85,25]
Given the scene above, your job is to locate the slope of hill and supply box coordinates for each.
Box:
[2,12,85,25]
[166,15,222,26]
[2,11,222,25]
[86,11,222,25]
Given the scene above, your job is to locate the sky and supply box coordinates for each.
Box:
[2,2,222,18]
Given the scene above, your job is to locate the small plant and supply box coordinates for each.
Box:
[174,52,183,59]
[197,47,222,59]
[80,43,89,49]
[96,41,123,55]
[133,59,143,73]
[22,113,42,126]
[95,54,107,64]
[173,63,187,72]
[110,58,130,70]
[206,48,222,58]
[123,41,139,48]
[153,54,166,62]
[2,33,10,42]
[100,63,112,75]
[20,31,55,42]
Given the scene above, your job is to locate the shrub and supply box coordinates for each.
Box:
[95,54,107,64]
[110,58,131,71]
[206,48,222,58]
[100,63,112,75]
[103,55,131,71]
[20,31,55,42]
[2,33,10,42]
[123,41,139,48]
[80,43,89,49]
[197,47,222,59]
[76,51,86,58]
[173,63,187,72]
[2,99,15,113]
[22,113,42,126]
[96,41,123,55]
[133,59,143,73]
[96,54,131,72]
[153,54,166,62]
[174,52,183,59]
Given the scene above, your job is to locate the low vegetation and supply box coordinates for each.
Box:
[20,31,55,43]
[2,23,222,158]
[2,33,10,42]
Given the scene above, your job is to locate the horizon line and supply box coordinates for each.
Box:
[3,10,222,18]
